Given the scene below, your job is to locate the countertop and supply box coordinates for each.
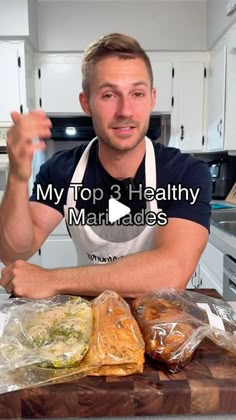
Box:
[209,224,236,259]
[0,289,236,419]
[210,201,236,258]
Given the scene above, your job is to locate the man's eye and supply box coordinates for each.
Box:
[133,92,144,97]
[102,93,114,99]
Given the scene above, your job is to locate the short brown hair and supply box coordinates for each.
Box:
[81,33,153,97]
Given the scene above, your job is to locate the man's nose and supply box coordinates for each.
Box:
[115,96,134,118]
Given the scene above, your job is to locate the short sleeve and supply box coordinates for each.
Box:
[29,147,84,215]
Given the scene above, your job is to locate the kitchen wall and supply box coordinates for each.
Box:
[0,0,29,36]
[207,0,236,49]
[0,0,38,49]
[37,0,207,52]
[27,0,39,49]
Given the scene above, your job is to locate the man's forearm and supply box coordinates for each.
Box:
[0,176,35,263]
[53,248,188,298]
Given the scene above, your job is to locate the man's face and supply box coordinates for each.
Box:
[80,56,156,152]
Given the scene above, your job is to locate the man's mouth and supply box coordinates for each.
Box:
[113,126,134,130]
[112,126,136,137]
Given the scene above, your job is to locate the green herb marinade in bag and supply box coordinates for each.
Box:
[0,295,93,369]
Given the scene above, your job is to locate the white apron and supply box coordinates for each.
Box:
[64,137,159,265]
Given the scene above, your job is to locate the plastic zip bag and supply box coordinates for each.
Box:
[0,291,144,394]
[0,295,93,369]
[85,290,145,376]
[132,288,236,373]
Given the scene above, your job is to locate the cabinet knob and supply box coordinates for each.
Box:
[197,277,203,289]
[217,119,222,137]
[180,125,184,140]
[191,271,197,288]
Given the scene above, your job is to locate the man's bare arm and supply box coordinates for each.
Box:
[0,194,63,264]
[0,111,62,264]
[54,218,209,297]
[0,218,208,298]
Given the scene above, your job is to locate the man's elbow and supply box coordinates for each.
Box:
[0,245,34,266]
[172,262,198,290]
[0,252,29,266]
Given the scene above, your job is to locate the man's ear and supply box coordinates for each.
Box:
[151,88,156,111]
[79,92,91,116]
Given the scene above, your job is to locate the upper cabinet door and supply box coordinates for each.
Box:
[149,59,173,113]
[170,62,205,152]
[224,39,236,152]
[207,45,227,151]
[0,42,22,123]
[39,56,83,114]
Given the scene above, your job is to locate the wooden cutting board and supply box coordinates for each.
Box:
[0,289,235,418]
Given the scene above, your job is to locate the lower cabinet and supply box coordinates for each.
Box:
[186,264,200,289]
[25,219,77,268]
[198,262,223,295]
[0,262,7,297]
[186,241,223,296]
[33,220,77,269]
[39,237,77,269]
[200,241,223,296]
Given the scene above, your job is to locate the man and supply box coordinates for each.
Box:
[0,33,211,299]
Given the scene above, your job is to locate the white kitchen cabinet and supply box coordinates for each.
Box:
[186,240,224,295]
[198,241,224,295]
[38,220,77,269]
[0,40,35,124]
[37,55,83,114]
[37,53,172,115]
[198,262,223,296]
[147,56,173,113]
[186,263,200,289]
[169,62,206,152]
[27,252,41,266]
[207,27,236,153]
[0,41,26,124]
[207,45,226,151]
[39,237,77,269]
[224,37,236,152]
[0,262,7,297]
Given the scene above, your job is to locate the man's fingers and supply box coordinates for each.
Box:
[7,109,51,182]
[10,111,21,123]
[33,141,47,152]
[1,264,13,277]
[0,271,12,289]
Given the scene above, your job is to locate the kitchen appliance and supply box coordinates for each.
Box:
[223,254,236,301]
[47,114,171,143]
[209,157,236,199]
[43,113,171,162]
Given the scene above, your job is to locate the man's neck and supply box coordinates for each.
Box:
[97,140,145,180]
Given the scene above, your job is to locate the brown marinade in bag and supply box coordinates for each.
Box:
[132,289,236,373]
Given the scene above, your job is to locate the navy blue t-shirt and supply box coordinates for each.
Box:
[30,141,212,232]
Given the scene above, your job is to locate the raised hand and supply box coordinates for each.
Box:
[7,110,52,182]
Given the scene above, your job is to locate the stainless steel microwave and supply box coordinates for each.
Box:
[47,114,171,145]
